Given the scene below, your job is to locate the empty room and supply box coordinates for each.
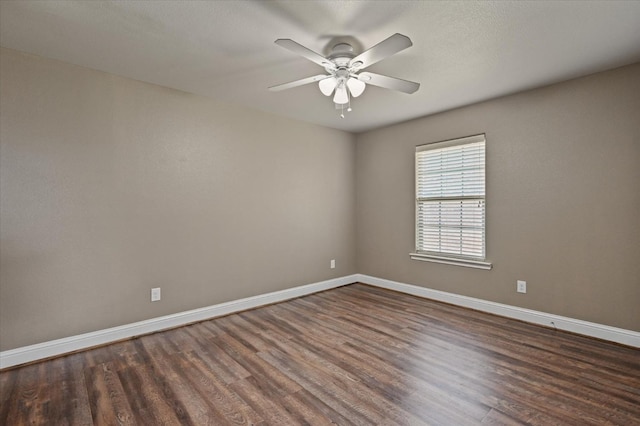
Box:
[1,1,639,425]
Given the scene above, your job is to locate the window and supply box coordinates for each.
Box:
[411,134,491,269]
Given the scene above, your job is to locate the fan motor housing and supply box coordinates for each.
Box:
[328,42,355,67]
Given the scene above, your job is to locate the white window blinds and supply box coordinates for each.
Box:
[415,134,486,260]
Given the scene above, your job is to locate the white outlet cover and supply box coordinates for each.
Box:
[517,280,527,294]
[330,259,336,269]
[151,287,161,301]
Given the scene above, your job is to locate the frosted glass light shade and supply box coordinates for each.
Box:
[347,78,366,97]
[319,77,337,96]
[333,85,349,104]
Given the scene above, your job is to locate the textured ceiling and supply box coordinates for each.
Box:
[2,1,640,133]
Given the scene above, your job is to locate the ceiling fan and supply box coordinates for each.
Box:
[269,33,420,118]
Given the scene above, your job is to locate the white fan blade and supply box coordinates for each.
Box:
[349,33,412,70]
[333,85,349,104]
[275,39,335,69]
[269,74,331,92]
[358,72,420,94]
[319,77,337,96]
[346,78,366,97]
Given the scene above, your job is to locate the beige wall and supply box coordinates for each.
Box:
[2,47,638,353]
[0,48,357,351]
[356,63,640,331]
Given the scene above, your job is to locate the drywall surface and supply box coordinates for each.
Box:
[0,48,356,350]
[356,63,640,331]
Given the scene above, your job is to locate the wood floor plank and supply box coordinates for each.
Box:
[227,376,297,425]
[131,339,195,425]
[85,361,136,425]
[117,364,183,425]
[267,343,413,423]
[283,388,355,425]
[212,331,303,397]
[481,408,525,425]
[182,323,253,385]
[257,348,385,425]
[2,283,639,425]
[178,349,264,425]
[39,356,87,425]
[11,363,66,424]
[0,367,18,422]
[140,341,231,425]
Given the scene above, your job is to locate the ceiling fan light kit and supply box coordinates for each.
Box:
[269,33,420,118]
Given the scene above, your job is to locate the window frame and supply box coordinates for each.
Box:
[410,134,492,270]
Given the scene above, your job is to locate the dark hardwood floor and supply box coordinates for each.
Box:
[1,283,639,425]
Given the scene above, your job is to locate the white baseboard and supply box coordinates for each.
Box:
[356,274,640,348]
[3,272,637,369]
[0,274,357,369]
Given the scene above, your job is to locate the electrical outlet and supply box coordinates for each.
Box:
[330,259,336,269]
[151,287,161,302]
[517,280,527,294]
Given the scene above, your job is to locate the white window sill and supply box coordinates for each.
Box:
[410,253,492,270]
